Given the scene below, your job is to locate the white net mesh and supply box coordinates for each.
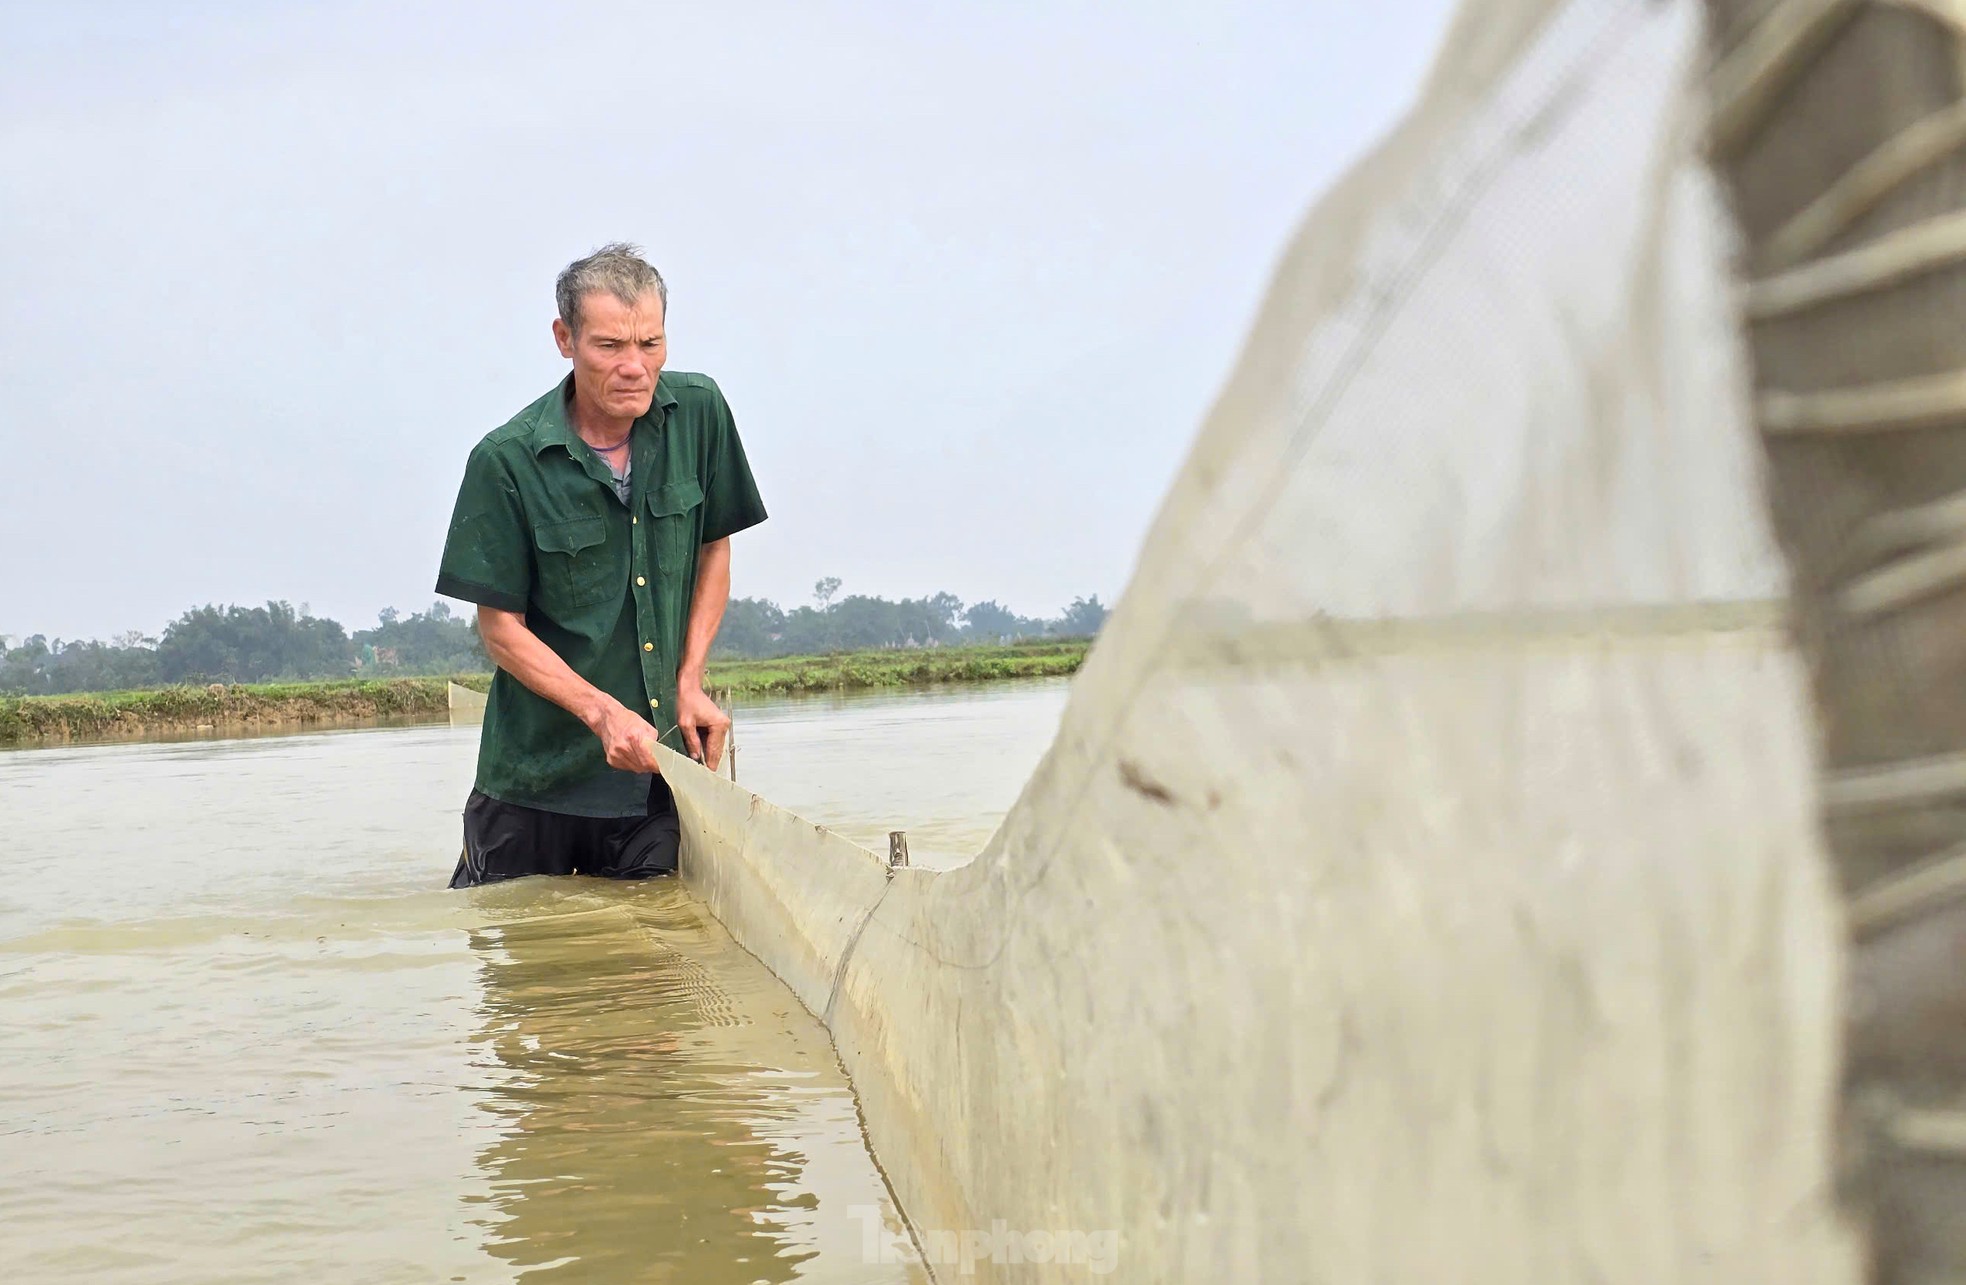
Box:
[662,1,1863,1277]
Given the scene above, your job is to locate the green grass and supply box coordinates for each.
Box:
[0,676,466,746]
[0,641,1088,745]
[704,639,1088,697]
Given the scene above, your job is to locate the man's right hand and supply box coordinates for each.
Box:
[586,697,665,776]
[477,606,665,776]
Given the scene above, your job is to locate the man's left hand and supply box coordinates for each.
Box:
[672,683,730,772]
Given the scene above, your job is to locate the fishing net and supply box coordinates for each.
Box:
[664,0,1966,1277]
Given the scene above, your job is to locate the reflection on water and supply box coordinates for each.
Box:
[0,678,1062,1283]
[463,884,916,1283]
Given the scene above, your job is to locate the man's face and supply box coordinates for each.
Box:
[553,290,667,421]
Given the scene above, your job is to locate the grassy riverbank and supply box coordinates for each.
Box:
[0,641,1089,745]
[705,639,1088,697]
[0,677,465,746]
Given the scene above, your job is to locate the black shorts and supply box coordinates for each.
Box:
[448,776,680,888]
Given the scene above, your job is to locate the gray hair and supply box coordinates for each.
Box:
[555,242,668,334]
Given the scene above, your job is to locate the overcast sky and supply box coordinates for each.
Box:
[1,1,1453,642]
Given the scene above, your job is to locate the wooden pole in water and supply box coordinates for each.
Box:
[724,686,737,782]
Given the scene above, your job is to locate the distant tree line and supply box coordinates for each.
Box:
[0,581,1107,696]
[0,601,484,696]
[715,578,1107,658]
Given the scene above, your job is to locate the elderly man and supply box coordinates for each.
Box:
[437,243,766,886]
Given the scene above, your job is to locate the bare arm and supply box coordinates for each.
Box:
[672,536,733,768]
[476,605,664,775]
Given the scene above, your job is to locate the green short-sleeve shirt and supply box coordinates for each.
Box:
[436,371,767,817]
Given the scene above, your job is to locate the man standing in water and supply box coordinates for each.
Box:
[437,244,767,886]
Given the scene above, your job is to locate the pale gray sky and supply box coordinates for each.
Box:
[1,1,1453,641]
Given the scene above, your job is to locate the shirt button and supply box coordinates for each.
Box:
[643,642,653,652]
[636,576,647,586]
[649,697,660,709]
[632,515,639,525]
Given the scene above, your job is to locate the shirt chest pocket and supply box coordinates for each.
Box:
[646,479,703,580]
[532,515,624,614]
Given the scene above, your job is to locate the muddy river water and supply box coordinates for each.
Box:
[0,679,1068,1283]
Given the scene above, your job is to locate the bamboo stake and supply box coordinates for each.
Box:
[724,686,737,782]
